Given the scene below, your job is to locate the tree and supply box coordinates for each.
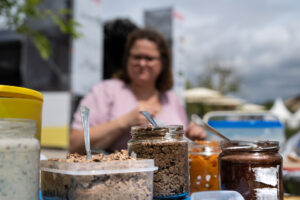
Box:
[185,79,194,89]
[198,57,242,94]
[0,0,81,59]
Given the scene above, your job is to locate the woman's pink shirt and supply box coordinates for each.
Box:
[72,79,188,151]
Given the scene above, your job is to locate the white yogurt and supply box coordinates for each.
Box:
[0,119,40,200]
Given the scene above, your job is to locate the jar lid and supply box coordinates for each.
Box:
[221,140,279,152]
[131,126,168,137]
[0,85,43,102]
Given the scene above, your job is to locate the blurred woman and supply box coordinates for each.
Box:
[69,29,205,153]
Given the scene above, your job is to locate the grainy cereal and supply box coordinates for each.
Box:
[41,150,155,200]
[128,126,189,199]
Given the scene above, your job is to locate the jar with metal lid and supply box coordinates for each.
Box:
[219,140,283,200]
[128,125,189,199]
[0,118,40,200]
[189,141,220,194]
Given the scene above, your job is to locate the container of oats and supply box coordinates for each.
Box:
[40,150,157,200]
[128,125,190,199]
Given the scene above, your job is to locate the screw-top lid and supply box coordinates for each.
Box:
[0,85,43,102]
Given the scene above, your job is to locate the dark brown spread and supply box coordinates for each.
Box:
[219,141,283,200]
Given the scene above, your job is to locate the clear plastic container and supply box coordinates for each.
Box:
[128,125,189,199]
[0,118,40,200]
[189,141,220,193]
[204,111,286,148]
[191,191,245,200]
[41,159,157,200]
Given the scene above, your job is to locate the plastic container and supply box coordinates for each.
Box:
[0,85,43,140]
[128,125,190,199]
[219,140,283,200]
[204,111,285,148]
[41,159,157,200]
[0,118,40,200]
[191,191,245,200]
[189,141,220,193]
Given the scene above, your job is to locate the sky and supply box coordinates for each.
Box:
[99,0,300,103]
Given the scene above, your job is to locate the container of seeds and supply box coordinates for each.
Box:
[128,125,189,199]
[41,150,157,200]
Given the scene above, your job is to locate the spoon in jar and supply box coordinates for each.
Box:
[140,111,159,128]
[191,114,231,141]
[80,106,92,160]
[140,110,195,143]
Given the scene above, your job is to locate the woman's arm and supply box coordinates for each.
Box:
[69,108,150,153]
[69,117,126,153]
[185,121,206,140]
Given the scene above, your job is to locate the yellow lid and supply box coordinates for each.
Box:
[0,85,43,102]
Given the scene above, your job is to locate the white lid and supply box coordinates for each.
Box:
[191,191,245,200]
[41,159,157,175]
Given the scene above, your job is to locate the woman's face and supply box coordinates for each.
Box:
[127,39,162,87]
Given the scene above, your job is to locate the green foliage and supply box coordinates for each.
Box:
[261,100,274,110]
[0,0,81,59]
[185,79,194,89]
[285,127,300,139]
[186,102,235,119]
[197,57,242,94]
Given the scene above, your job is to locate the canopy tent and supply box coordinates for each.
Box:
[184,87,242,107]
[270,98,292,124]
[288,107,300,129]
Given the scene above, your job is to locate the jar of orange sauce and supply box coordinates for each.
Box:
[189,141,220,194]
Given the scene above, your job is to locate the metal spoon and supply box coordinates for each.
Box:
[140,110,195,143]
[80,106,92,160]
[140,111,159,128]
[191,114,231,141]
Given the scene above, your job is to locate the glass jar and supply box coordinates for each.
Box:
[128,125,189,199]
[0,118,40,200]
[189,141,220,194]
[219,140,283,200]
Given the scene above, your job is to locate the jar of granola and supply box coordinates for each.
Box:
[219,140,283,200]
[128,125,189,199]
[189,141,220,194]
[0,118,40,200]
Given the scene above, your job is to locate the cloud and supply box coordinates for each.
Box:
[101,0,300,102]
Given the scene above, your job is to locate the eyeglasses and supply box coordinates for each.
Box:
[130,54,160,62]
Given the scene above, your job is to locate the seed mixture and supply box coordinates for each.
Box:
[42,150,153,200]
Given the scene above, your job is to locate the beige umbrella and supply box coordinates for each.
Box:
[184,87,223,103]
[238,103,266,111]
[184,87,242,106]
[203,96,243,106]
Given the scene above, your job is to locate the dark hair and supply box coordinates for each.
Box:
[118,28,173,92]
[103,18,138,79]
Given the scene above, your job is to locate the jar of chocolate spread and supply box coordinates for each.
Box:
[219,140,283,200]
[128,125,189,199]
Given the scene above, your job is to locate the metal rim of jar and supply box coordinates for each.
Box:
[189,141,221,155]
[220,140,279,152]
[131,125,184,137]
